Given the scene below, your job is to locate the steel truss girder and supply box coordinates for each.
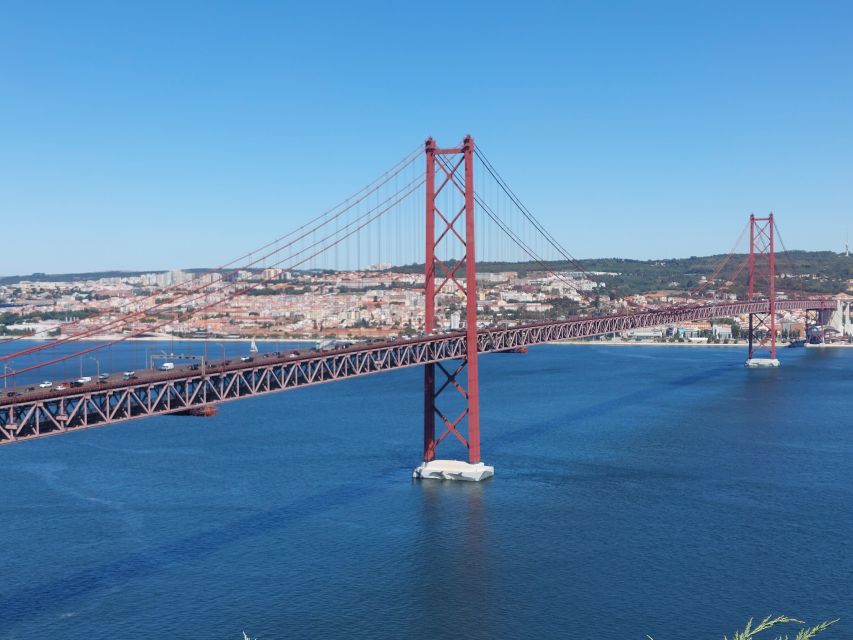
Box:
[0,298,834,446]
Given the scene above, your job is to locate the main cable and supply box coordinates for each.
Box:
[475,146,591,277]
[0,144,422,349]
[1,177,424,378]
[0,150,422,362]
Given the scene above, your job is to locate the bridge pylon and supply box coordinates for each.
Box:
[745,213,780,368]
[414,136,493,482]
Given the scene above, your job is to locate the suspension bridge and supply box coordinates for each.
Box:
[0,136,842,480]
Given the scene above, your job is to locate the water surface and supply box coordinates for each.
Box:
[1,342,851,639]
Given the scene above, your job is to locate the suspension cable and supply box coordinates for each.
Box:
[0,144,422,349]
[431,153,589,299]
[0,152,422,362]
[475,146,591,277]
[689,219,749,297]
[1,177,423,379]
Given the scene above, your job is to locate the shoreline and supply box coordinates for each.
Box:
[1,335,320,344]
[551,340,853,348]
[4,336,851,349]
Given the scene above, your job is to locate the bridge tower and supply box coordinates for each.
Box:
[745,212,780,367]
[414,136,494,481]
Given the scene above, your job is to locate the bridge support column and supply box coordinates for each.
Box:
[804,308,821,344]
[817,308,832,343]
[414,135,493,482]
[745,213,780,368]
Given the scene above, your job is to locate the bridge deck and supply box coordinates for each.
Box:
[0,299,835,445]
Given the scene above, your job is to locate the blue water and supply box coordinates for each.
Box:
[1,342,852,639]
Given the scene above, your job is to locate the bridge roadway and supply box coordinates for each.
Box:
[0,298,835,445]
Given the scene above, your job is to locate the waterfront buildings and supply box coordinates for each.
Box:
[0,268,849,344]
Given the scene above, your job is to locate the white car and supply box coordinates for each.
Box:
[55,385,68,391]
[78,376,92,383]
[159,362,175,371]
[38,381,52,388]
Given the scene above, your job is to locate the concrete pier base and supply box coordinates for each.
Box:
[413,459,494,482]
[745,358,780,368]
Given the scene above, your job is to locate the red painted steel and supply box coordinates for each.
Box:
[0,179,423,383]
[463,136,481,463]
[0,151,423,363]
[423,138,437,460]
[747,213,777,359]
[422,135,480,463]
[769,217,776,357]
[0,298,836,447]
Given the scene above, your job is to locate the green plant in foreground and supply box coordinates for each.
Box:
[647,615,839,640]
[242,614,839,640]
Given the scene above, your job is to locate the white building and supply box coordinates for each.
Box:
[712,325,733,339]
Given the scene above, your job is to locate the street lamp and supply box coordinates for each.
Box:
[88,356,100,378]
[2,363,13,389]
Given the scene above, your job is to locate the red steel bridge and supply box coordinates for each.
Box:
[0,136,839,471]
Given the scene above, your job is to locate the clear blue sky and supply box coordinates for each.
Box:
[1,1,851,275]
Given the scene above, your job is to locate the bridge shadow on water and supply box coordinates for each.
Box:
[491,359,734,450]
[0,359,735,630]
[0,469,402,629]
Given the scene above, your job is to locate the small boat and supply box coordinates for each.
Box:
[249,338,258,353]
[173,405,218,417]
[497,346,528,354]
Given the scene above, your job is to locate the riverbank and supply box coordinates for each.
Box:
[554,340,741,347]
[6,335,852,348]
[1,335,320,344]
[554,340,853,348]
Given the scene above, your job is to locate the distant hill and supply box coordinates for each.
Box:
[574,250,850,297]
[0,270,157,285]
[0,267,253,285]
[1,251,849,296]
[394,250,852,297]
